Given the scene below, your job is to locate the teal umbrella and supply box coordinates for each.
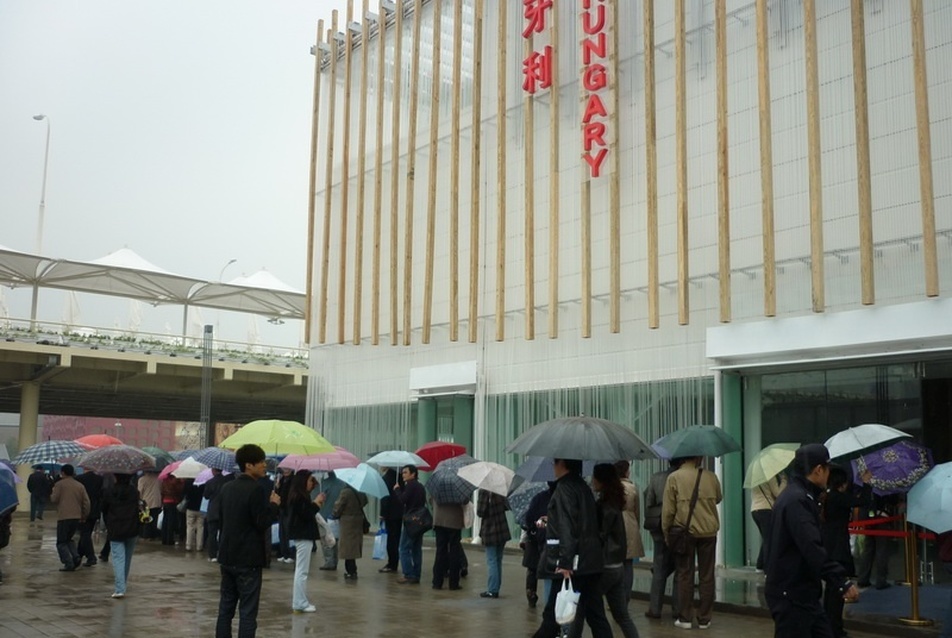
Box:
[906,461,952,534]
[334,463,389,499]
[652,425,741,459]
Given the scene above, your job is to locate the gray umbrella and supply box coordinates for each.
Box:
[425,454,477,504]
[505,416,656,461]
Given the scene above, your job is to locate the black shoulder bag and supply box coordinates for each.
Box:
[667,468,703,554]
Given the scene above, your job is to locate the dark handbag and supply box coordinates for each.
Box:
[403,506,433,539]
[362,513,371,535]
[668,469,703,554]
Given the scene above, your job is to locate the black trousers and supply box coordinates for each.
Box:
[385,518,402,569]
[77,517,97,561]
[216,565,263,638]
[161,504,179,545]
[56,519,81,567]
[767,594,834,638]
[432,526,462,588]
[752,509,772,570]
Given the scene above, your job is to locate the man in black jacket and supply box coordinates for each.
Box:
[27,467,52,522]
[76,468,104,566]
[378,467,403,573]
[215,444,281,638]
[395,464,426,584]
[532,458,612,638]
[765,444,860,637]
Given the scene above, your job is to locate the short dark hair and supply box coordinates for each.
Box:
[62,464,75,476]
[613,460,630,478]
[556,459,583,475]
[402,464,418,478]
[235,444,266,472]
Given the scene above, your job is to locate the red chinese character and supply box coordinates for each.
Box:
[522,46,553,94]
[523,0,553,38]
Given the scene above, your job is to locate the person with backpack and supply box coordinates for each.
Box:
[102,473,142,598]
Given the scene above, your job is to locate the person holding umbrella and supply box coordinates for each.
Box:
[332,481,368,579]
[286,470,325,612]
[101,474,141,598]
[377,467,403,574]
[477,488,511,599]
[643,459,681,620]
[27,467,52,522]
[50,464,90,572]
[765,444,860,637]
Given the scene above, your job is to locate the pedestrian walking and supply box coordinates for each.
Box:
[50,464,90,572]
[102,473,141,598]
[26,467,52,522]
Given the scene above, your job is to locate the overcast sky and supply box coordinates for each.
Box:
[0,0,350,347]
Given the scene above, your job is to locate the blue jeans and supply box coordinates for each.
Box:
[30,494,46,521]
[216,565,263,638]
[110,538,137,594]
[399,525,423,580]
[485,544,504,594]
[291,539,313,610]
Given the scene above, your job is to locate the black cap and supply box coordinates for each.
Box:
[794,444,830,474]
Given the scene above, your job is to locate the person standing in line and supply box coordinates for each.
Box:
[378,467,403,574]
[937,531,952,638]
[662,456,722,630]
[287,470,325,613]
[203,468,235,562]
[50,464,90,572]
[27,467,52,522]
[101,473,141,598]
[520,483,554,608]
[643,460,681,620]
[855,492,898,590]
[569,463,640,638]
[431,499,465,590]
[332,482,368,579]
[76,467,104,566]
[98,472,116,562]
[160,476,185,546]
[316,471,345,571]
[477,488,511,599]
[532,458,613,638]
[183,478,205,552]
[215,444,281,638]
[137,470,162,540]
[821,467,872,638]
[765,444,859,637]
[614,460,645,602]
[751,472,787,571]
[395,465,426,584]
[273,468,294,563]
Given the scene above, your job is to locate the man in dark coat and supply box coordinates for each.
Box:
[76,468,104,566]
[203,468,236,562]
[27,467,52,522]
[532,458,612,638]
[215,444,281,638]
[378,467,403,573]
[765,444,860,638]
[395,464,426,584]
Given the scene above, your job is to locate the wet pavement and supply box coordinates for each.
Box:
[0,513,937,637]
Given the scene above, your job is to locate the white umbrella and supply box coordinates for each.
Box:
[171,456,209,479]
[824,423,912,460]
[366,450,431,470]
[457,461,515,497]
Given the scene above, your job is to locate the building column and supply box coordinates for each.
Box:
[416,398,437,452]
[16,381,41,503]
[720,372,745,567]
[452,396,474,453]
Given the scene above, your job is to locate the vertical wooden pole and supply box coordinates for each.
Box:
[337,0,355,344]
[449,0,463,342]
[804,0,824,313]
[304,19,324,345]
[495,2,507,343]
[523,34,536,341]
[389,0,404,345]
[910,0,938,297]
[468,0,484,344]
[403,0,423,345]
[675,0,688,325]
[851,0,874,306]
[547,0,560,339]
[715,1,730,324]
[371,1,388,344]
[756,0,777,317]
[319,16,340,344]
[422,0,442,344]
[608,0,620,334]
[643,0,659,329]
[353,0,371,344]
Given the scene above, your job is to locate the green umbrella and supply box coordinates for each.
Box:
[743,443,799,488]
[651,425,741,459]
[142,446,175,464]
[219,419,335,456]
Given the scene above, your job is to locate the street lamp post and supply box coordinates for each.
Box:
[33,114,51,255]
[218,258,237,282]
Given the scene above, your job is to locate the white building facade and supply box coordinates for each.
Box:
[306,0,952,565]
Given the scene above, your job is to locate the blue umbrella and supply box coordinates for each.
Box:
[507,480,548,527]
[334,463,389,499]
[651,425,741,459]
[907,461,952,534]
[193,447,238,471]
[0,474,18,516]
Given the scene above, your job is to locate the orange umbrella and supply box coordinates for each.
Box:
[76,434,124,450]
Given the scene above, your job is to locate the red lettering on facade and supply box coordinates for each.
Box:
[582,94,607,124]
[522,0,553,38]
[580,0,609,178]
[582,4,606,34]
[583,122,606,151]
[583,149,609,178]
[522,46,553,94]
[582,64,607,91]
[581,32,606,65]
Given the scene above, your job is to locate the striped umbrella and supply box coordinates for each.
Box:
[193,447,238,471]
[12,440,88,466]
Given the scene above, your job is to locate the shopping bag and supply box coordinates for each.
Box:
[200,497,209,514]
[270,522,280,546]
[372,526,388,560]
[156,510,164,531]
[554,577,580,625]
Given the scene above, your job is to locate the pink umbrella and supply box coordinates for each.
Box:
[76,434,124,450]
[158,460,183,481]
[278,446,360,472]
[194,467,232,486]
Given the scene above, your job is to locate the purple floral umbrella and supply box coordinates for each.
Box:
[851,440,933,496]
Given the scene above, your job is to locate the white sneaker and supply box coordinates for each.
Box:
[698,620,711,630]
[674,619,693,629]
[293,604,317,613]
[111,592,125,599]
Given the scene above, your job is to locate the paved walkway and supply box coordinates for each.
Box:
[0,514,930,637]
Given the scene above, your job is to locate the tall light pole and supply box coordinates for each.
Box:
[33,114,51,255]
[218,258,237,282]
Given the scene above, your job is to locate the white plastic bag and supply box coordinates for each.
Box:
[554,576,580,625]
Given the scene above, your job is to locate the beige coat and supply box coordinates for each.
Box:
[661,460,722,539]
[750,474,786,512]
[332,486,368,560]
[51,476,91,521]
[137,472,162,509]
[620,478,645,559]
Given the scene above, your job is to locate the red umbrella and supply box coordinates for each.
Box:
[76,434,124,450]
[158,460,183,481]
[414,441,467,469]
